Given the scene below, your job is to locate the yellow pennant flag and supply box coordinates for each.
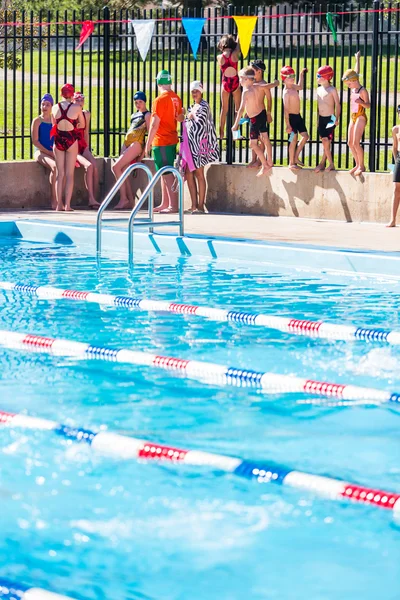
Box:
[233,16,258,59]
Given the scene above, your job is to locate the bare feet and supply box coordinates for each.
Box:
[314,164,325,173]
[114,199,132,210]
[354,167,365,177]
[160,206,178,213]
[51,201,57,210]
[326,164,336,172]
[89,200,101,210]
[64,206,74,212]
[247,160,260,169]
[386,221,396,228]
[56,203,64,211]
[349,165,358,175]
[257,165,271,177]
[296,159,304,167]
[289,164,301,171]
[153,204,170,213]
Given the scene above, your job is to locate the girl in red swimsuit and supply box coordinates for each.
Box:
[217,35,241,139]
[73,92,100,209]
[51,84,85,211]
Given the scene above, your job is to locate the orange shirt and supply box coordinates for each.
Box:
[152,90,182,147]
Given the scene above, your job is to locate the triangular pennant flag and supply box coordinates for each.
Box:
[130,19,156,61]
[181,18,206,60]
[76,21,95,50]
[233,16,258,59]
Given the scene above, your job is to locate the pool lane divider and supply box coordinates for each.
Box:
[0,329,399,404]
[0,578,74,599]
[0,409,399,513]
[1,281,399,345]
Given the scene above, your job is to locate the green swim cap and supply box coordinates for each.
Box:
[156,69,172,85]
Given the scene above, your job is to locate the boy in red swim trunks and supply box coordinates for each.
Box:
[217,34,241,139]
[315,65,341,173]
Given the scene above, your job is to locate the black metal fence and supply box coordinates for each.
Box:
[0,1,399,170]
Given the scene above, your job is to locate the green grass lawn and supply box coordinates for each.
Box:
[1,46,397,170]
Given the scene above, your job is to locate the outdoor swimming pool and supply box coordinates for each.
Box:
[0,223,399,599]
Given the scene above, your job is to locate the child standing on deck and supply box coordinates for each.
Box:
[217,34,241,139]
[247,59,279,169]
[281,66,309,170]
[315,65,341,173]
[232,67,272,177]
[73,92,100,209]
[342,51,370,176]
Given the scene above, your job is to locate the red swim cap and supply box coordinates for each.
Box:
[280,66,295,81]
[61,83,75,98]
[317,65,334,81]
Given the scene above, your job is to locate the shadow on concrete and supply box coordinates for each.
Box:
[277,169,352,222]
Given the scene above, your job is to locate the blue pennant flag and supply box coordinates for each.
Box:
[181,18,206,60]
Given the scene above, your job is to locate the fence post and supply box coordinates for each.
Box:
[369,0,379,172]
[103,6,111,158]
[226,3,234,165]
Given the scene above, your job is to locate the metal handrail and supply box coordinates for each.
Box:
[128,166,184,262]
[96,162,153,255]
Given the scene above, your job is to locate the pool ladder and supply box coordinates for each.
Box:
[96,163,184,260]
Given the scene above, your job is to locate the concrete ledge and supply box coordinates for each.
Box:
[205,164,393,223]
[0,158,393,223]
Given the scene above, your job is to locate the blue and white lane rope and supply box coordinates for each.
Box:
[0,578,74,599]
[0,329,399,404]
[0,281,398,345]
[0,409,399,512]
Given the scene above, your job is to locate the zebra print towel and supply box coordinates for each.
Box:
[185,100,220,170]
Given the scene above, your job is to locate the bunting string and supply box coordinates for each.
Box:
[1,6,399,58]
[1,6,400,28]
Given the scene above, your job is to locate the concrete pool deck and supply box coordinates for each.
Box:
[0,209,399,253]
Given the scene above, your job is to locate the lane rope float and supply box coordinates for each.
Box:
[0,409,399,513]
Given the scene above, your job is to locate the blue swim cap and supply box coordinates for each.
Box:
[134,91,146,102]
[41,93,54,105]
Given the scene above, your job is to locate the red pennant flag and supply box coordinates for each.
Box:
[76,21,95,50]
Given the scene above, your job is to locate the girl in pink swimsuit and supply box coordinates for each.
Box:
[217,35,241,139]
[342,52,370,176]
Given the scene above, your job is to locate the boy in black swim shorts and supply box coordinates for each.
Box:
[250,109,269,140]
[281,65,309,170]
[232,67,274,176]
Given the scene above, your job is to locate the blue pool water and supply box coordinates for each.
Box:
[0,233,400,599]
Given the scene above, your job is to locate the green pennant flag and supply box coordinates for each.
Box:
[326,12,338,43]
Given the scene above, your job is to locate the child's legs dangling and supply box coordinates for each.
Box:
[288,134,298,167]
[353,116,367,175]
[347,120,358,173]
[219,87,230,139]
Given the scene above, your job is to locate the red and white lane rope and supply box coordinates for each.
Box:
[0,328,399,404]
[0,409,399,513]
[0,281,399,345]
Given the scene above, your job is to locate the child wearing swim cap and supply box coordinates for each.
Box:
[31,93,56,209]
[112,91,151,210]
[72,91,100,209]
[342,51,370,176]
[315,65,341,173]
[281,66,309,170]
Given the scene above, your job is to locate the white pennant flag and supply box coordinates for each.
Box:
[129,19,156,61]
